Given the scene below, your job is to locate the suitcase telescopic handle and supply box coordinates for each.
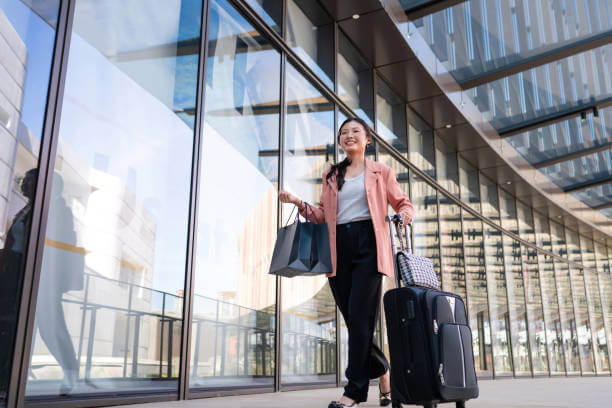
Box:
[385,215,412,289]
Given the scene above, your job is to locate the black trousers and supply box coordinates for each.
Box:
[329,219,389,403]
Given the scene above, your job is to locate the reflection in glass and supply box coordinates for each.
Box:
[286,0,334,89]
[435,136,459,198]
[26,0,201,398]
[407,109,435,178]
[438,198,466,301]
[533,212,565,374]
[564,228,595,374]
[376,76,407,155]
[410,172,440,283]
[595,242,612,371]
[579,236,610,374]
[337,30,374,125]
[516,202,548,375]
[480,176,512,375]
[498,191,530,375]
[549,221,581,374]
[281,63,335,385]
[458,160,492,375]
[0,0,59,400]
[190,0,280,390]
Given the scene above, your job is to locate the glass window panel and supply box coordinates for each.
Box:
[595,242,612,372]
[565,228,595,374]
[480,176,512,375]
[516,201,548,374]
[410,172,441,283]
[469,44,612,131]
[580,236,610,374]
[462,210,493,375]
[25,0,202,398]
[540,149,612,191]
[549,221,581,374]
[573,182,612,210]
[190,0,279,390]
[458,157,481,212]
[407,1,612,83]
[533,212,565,374]
[0,0,60,400]
[281,62,335,385]
[438,198,466,300]
[337,30,374,125]
[498,190,531,375]
[286,0,334,89]
[376,75,407,155]
[435,136,459,197]
[245,0,282,34]
[507,106,612,167]
[407,109,435,178]
[378,150,409,363]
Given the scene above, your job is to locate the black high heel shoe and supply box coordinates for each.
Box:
[328,401,359,407]
[379,382,391,406]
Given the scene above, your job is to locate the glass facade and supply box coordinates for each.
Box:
[1,0,612,406]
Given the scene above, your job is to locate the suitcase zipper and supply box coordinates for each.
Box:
[438,363,445,385]
[433,319,438,334]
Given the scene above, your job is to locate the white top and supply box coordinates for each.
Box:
[336,171,371,225]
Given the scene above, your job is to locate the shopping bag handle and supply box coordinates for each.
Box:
[284,201,310,227]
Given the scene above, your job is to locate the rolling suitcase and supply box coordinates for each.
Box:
[383,216,478,408]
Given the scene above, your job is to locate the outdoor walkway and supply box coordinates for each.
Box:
[116,377,612,408]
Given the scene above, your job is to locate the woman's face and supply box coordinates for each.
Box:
[339,121,369,155]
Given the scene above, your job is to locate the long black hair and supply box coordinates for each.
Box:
[326,116,373,191]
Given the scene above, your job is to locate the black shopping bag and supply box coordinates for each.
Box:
[269,206,315,277]
[306,204,332,274]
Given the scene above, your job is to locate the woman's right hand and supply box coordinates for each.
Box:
[278,190,300,206]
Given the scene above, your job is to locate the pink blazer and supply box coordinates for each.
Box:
[299,158,415,278]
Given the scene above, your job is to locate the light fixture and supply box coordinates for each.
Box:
[352,13,360,19]
[593,107,599,118]
[406,32,412,38]
[505,181,512,185]
[581,111,587,123]
[445,123,452,128]
[557,215,562,219]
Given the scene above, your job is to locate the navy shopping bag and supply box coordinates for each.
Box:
[268,204,331,277]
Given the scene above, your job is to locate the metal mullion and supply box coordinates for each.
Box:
[516,240,535,377]
[532,142,612,169]
[275,49,287,392]
[8,0,76,406]
[372,69,378,133]
[180,0,211,400]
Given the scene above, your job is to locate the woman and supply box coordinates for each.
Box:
[279,117,414,407]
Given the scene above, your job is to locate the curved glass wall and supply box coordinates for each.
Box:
[0,0,60,401]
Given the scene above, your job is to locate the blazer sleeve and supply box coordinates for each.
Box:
[385,166,415,224]
[297,170,327,224]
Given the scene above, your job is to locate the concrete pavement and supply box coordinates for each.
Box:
[113,377,612,408]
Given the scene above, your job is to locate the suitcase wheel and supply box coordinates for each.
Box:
[422,404,436,408]
[391,400,402,408]
[456,402,465,408]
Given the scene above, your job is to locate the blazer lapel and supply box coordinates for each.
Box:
[365,158,379,195]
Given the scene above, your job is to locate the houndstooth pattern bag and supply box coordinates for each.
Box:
[391,216,441,290]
